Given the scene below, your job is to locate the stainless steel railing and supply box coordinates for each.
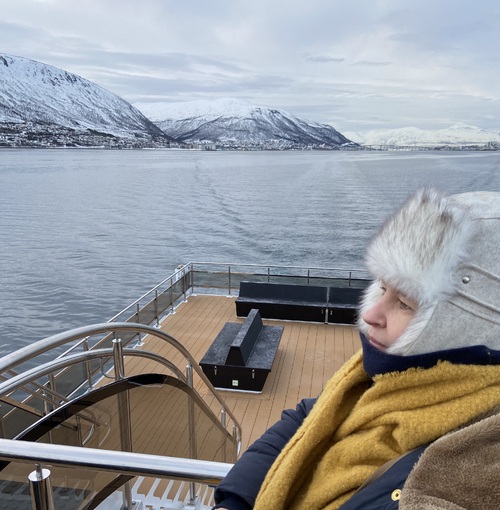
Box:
[0,437,232,483]
[105,261,370,325]
[23,262,367,375]
[0,437,233,510]
[187,261,369,296]
[0,325,241,509]
[0,323,242,454]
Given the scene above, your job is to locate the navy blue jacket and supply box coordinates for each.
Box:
[336,446,426,510]
[213,398,316,510]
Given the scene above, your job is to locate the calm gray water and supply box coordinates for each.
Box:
[1,148,500,355]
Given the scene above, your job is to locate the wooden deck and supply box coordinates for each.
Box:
[126,294,361,455]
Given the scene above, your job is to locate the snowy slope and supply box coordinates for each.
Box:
[344,123,500,147]
[135,98,353,149]
[0,54,167,140]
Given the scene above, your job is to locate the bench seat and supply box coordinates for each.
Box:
[327,286,364,324]
[235,281,366,324]
[199,309,283,392]
[236,282,328,322]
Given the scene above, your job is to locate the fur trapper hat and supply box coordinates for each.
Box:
[358,188,500,355]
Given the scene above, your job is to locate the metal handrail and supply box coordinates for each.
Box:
[0,348,181,397]
[108,264,190,323]
[107,260,368,319]
[0,323,242,448]
[189,261,368,274]
[2,349,185,450]
[0,345,240,497]
[51,262,368,360]
[105,261,369,326]
[0,437,232,483]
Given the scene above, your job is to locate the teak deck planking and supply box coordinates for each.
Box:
[125,294,361,455]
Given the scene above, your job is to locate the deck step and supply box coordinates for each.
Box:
[129,477,215,510]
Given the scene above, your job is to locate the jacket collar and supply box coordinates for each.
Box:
[360,333,500,378]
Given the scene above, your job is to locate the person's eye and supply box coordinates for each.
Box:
[399,299,413,311]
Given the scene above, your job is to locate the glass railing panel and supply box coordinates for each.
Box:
[156,291,174,315]
[126,378,234,462]
[49,363,90,398]
[107,270,189,326]
[189,262,369,281]
[0,402,44,439]
[191,267,371,292]
[0,458,123,510]
[132,300,157,326]
[18,374,237,463]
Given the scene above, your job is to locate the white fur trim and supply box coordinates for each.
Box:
[366,189,475,306]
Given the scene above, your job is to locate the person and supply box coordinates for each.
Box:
[213,188,500,510]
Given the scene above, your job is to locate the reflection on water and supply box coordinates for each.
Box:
[1,149,500,353]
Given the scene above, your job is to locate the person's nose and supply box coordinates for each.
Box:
[362,297,387,328]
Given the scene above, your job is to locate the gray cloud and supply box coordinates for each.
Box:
[351,61,392,67]
[304,55,345,63]
[1,0,499,132]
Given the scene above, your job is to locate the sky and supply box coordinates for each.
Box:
[1,0,499,134]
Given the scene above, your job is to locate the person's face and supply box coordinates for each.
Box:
[362,282,418,351]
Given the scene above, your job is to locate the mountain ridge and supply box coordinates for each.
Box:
[134,98,354,150]
[0,53,171,147]
[2,53,498,150]
[344,123,500,147]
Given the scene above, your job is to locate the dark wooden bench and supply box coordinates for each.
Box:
[199,309,283,392]
[327,287,364,324]
[235,282,328,322]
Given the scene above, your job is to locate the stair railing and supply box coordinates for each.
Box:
[0,323,242,456]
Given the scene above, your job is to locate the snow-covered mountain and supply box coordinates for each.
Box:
[134,98,354,149]
[0,54,170,147]
[344,123,500,147]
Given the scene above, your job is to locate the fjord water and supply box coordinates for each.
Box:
[1,148,500,354]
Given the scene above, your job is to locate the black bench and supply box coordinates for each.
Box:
[199,309,283,392]
[327,287,364,324]
[235,282,328,322]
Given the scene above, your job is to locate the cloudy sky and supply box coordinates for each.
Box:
[1,0,499,133]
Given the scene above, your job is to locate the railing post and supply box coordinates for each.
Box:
[112,338,133,510]
[28,465,55,510]
[221,408,227,462]
[182,266,187,302]
[42,386,54,445]
[48,374,56,412]
[154,289,159,328]
[233,423,240,455]
[76,415,83,447]
[267,267,270,282]
[228,265,232,296]
[186,363,198,506]
[169,277,175,314]
[112,338,125,381]
[135,331,144,347]
[0,405,5,438]
[83,339,93,389]
[307,269,310,285]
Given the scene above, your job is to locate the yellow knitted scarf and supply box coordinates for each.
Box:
[253,351,500,510]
